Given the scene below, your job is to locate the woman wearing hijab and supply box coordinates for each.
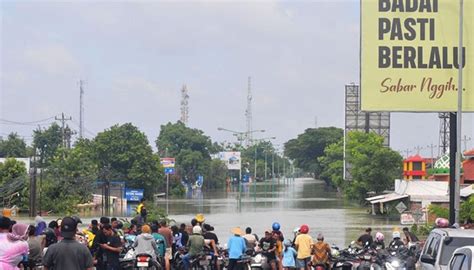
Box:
[0,223,30,270]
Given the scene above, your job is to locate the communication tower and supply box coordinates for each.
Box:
[79,80,84,139]
[245,77,253,146]
[180,85,189,125]
[438,113,450,156]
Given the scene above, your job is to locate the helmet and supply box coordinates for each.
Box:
[331,249,340,258]
[283,239,292,247]
[392,231,401,239]
[272,222,280,231]
[293,227,300,234]
[300,224,309,234]
[375,232,384,241]
[435,218,449,228]
[195,214,205,223]
[192,225,202,234]
[317,233,324,241]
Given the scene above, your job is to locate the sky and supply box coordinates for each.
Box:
[1,0,473,158]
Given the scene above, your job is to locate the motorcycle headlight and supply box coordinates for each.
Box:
[391,260,400,268]
[336,262,343,267]
[254,254,262,263]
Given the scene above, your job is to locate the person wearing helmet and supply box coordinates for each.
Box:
[388,231,405,249]
[272,222,284,270]
[195,214,205,226]
[311,233,331,270]
[372,232,385,250]
[294,225,312,270]
[282,239,297,270]
[182,226,205,270]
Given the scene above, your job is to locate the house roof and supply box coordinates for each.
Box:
[461,185,474,197]
[465,149,474,157]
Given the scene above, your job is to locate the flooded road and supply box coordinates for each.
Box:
[157,178,400,247]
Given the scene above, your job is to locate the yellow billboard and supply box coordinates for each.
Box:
[361,0,474,111]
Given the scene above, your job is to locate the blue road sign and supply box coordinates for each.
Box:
[165,167,175,175]
[125,188,144,201]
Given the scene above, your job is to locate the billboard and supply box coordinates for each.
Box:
[218,152,241,170]
[160,158,175,168]
[361,0,474,111]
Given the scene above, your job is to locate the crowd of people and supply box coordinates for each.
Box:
[0,209,421,270]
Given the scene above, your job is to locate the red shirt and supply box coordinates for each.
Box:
[158,226,173,247]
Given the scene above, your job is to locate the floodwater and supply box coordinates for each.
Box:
[156,178,400,247]
[12,178,401,247]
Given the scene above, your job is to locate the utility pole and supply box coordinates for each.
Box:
[79,80,84,139]
[414,146,423,155]
[462,135,471,152]
[55,113,72,148]
[402,149,411,158]
[426,143,437,167]
[29,152,37,217]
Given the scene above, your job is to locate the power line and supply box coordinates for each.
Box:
[0,116,55,126]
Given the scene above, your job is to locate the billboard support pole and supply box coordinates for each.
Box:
[166,173,169,215]
[449,113,457,224]
[455,0,464,224]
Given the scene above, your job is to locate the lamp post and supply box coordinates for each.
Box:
[252,137,276,200]
[217,127,265,208]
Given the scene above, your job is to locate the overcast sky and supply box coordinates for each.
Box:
[1,0,473,158]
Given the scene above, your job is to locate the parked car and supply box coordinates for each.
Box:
[419,228,474,270]
[448,246,474,270]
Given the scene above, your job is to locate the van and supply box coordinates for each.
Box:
[419,228,474,270]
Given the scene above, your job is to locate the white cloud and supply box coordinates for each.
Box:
[23,44,80,75]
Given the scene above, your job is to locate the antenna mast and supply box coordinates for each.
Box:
[245,77,253,146]
[79,80,84,139]
[180,85,189,125]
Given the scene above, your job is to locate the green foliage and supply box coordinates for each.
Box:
[157,122,226,189]
[343,131,403,201]
[33,123,63,166]
[318,140,344,187]
[460,196,474,222]
[411,223,433,236]
[0,133,28,157]
[428,204,449,219]
[0,158,29,208]
[284,127,343,177]
[94,123,163,198]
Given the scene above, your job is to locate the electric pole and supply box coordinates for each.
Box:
[414,146,423,155]
[79,80,85,139]
[55,113,72,148]
[426,143,437,167]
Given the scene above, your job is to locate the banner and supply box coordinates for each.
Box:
[125,189,144,201]
[160,158,175,168]
[361,0,474,111]
[218,152,241,170]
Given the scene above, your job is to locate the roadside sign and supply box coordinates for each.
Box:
[125,188,144,201]
[160,158,175,168]
[412,209,423,222]
[395,202,407,214]
[164,168,175,175]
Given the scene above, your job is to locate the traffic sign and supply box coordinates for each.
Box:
[160,158,175,168]
[395,202,407,214]
[164,167,175,175]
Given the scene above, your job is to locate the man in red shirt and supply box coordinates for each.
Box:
[158,220,173,270]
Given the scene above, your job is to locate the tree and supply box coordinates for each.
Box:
[94,123,163,197]
[318,140,344,188]
[33,123,62,166]
[0,133,28,157]
[284,127,343,177]
[344,131,403,201]
[0,158,29,208]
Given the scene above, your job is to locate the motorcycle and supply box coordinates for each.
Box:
[250,252,272,270]
[384,246,415,270]
[356,249,382,270]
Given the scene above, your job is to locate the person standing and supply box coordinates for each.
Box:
[92,217,110,270]
[402,227,419,245]
[158,219,173,270]
[227,227,246,270]
[27,225,43,268]
[294,225,312,270]
[0,223,29,270]
[100,224,122,270]
[43,217,93,270]
[243,227,258,249]
[136,198,147,224]
[282,240,297,270]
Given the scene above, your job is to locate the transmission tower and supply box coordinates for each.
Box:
[79,80,84,139]
[180,85,189,125]
[55,113,72,149]
[438,113,450,156]
[245,77,253,146]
